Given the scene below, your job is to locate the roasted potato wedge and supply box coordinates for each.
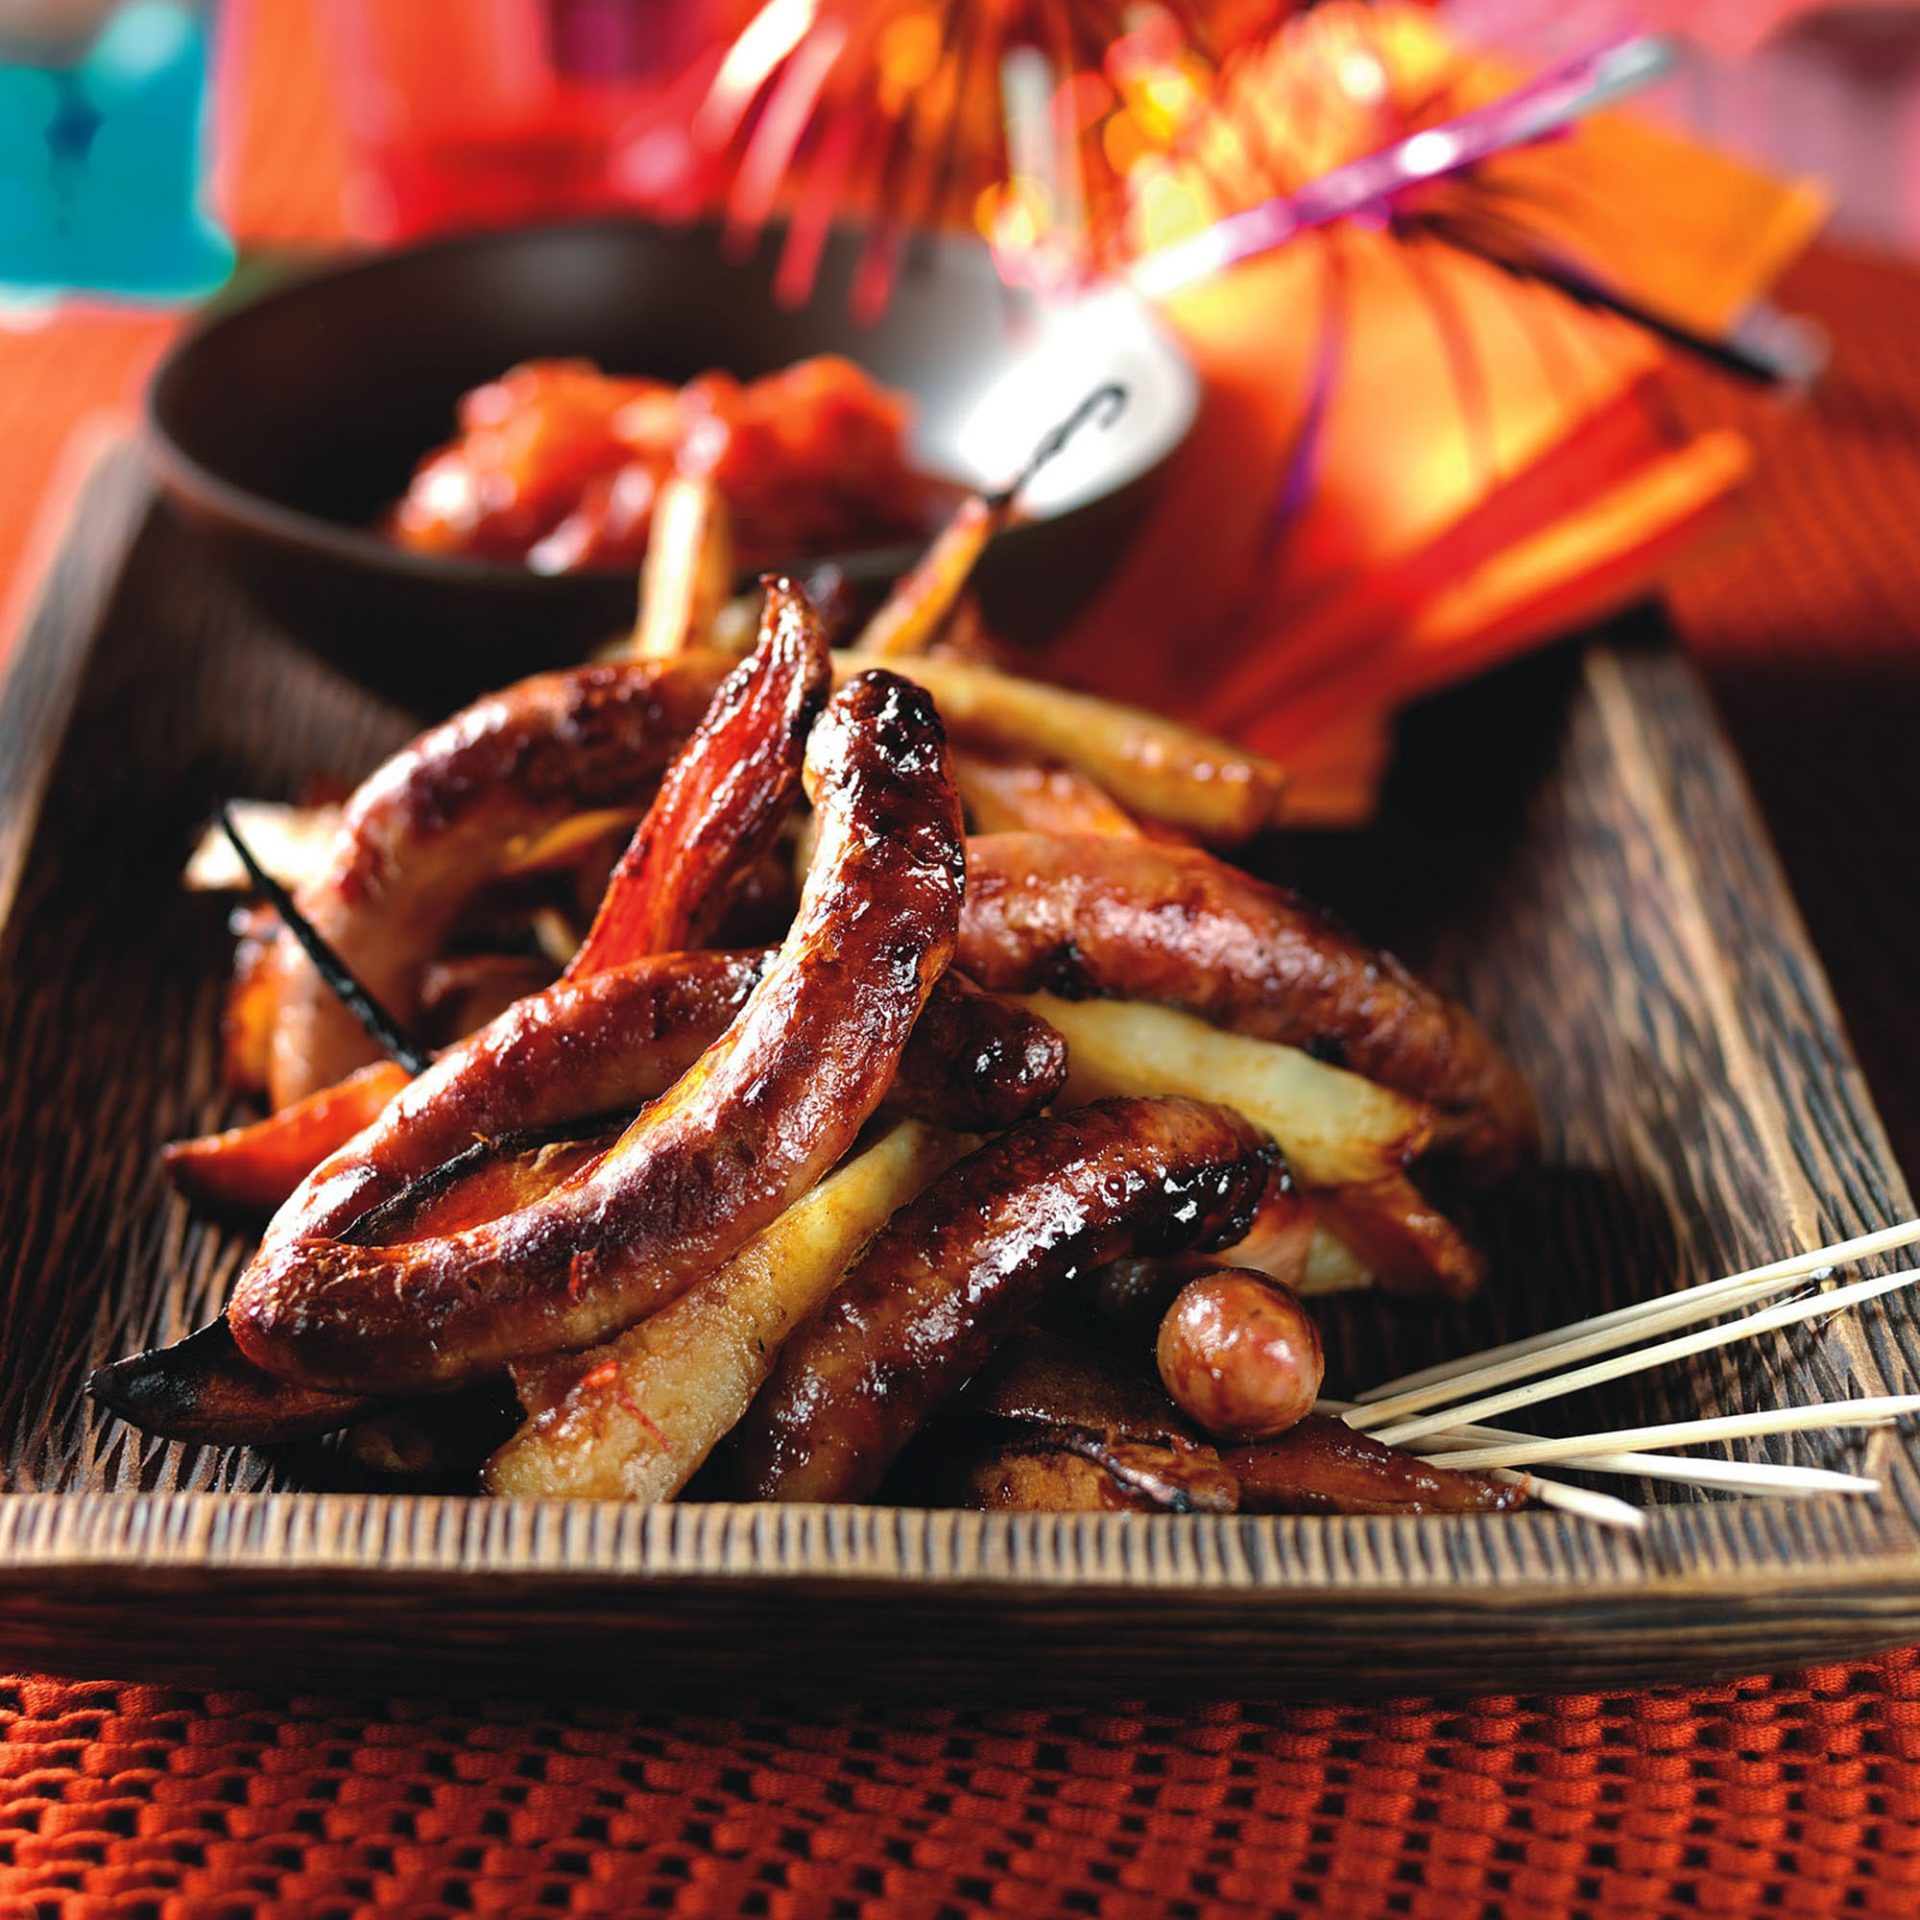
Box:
[950,748,1141,839]
[185,800,343,893]
[1300,1225,1378,1296]
[484,1120,974,1500]
[1019,991,1435,1189]
[1314,1175,1486,1300]
[962,1432,1239,1514]
[837,655,1285,842]
[852,494,997,658]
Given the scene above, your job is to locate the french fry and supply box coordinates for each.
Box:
[851,494,997,658]
[842,654,1285,841]
[631,470,735,659]
[483,1120,974,1500]
[1314,1175,1486,1300]
[498,808,643,878]
[949,747,1141,838]
[852,383,1128,658]
[1017,992,1435,1189]
[164,1059,411,1214]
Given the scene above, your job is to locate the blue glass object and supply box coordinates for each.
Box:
[0,0,232,304]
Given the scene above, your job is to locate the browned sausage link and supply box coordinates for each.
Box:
[957,833,1537,1182]
[1155,1268,1325,1441]
[565,578,830,979]
[1223,1414,1522,1515]
[229,668,965,1395]
[267,950,770,1249]
[886,971,1066,1132]
[268,650,736,1107]
[266,956,1058,1251]
[732,1096,1278,1503]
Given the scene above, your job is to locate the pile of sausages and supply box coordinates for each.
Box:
[94,581,1536,1516]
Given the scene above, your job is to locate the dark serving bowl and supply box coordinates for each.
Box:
[146,219,1199,711]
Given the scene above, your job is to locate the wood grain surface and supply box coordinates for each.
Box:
[0,443,1915,1700]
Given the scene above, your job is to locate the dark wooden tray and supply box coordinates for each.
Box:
[1,444,1915,1701]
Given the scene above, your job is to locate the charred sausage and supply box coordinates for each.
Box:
[732,1095,1277,1502]
[564,579,829,977]
[268,650,734,1106]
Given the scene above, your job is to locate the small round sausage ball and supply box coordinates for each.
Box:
[1155,1267,1325,1441]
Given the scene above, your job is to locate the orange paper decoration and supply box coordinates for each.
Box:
[1042,4,1826,818]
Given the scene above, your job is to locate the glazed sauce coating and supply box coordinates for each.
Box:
[732,1095,1279,1503]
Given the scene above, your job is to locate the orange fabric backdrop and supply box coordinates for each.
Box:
[5,6,1920,1914]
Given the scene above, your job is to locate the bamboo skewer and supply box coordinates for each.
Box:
[1350,1217,1920,1417]
[1312,1399,1645,1527]
[1317,1402,1883,1500]
[1425,1396,1920,1473]
[1495,1473,1645,1530]
[1362,1266,1920,1448]
[1515,1454,1880,1499]
[1418,1427,1881,1499]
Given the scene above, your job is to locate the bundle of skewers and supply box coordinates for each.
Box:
[92,396,1915,1523]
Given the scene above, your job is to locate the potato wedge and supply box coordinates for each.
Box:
[962,1434,1238,1514]
[843,654,1286,842]
[484,1120,974,1500]
[1018,992,1434,1189]
[185,800,342,893]
[631,469,735,659]
[1300,1225,1377,1296]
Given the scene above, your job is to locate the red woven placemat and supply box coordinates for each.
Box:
[5,6,1920,1913]
[1,1656,1918,1918]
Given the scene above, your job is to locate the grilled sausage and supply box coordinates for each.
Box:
[957,833,1536,1181]
[1225,1415,1522,1515]
[230,957,1058,1242]
[732,1096,1278,1502]
[267,649,736,1106]
[1154,1268,1324,1441]
[228,666,966,1394]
